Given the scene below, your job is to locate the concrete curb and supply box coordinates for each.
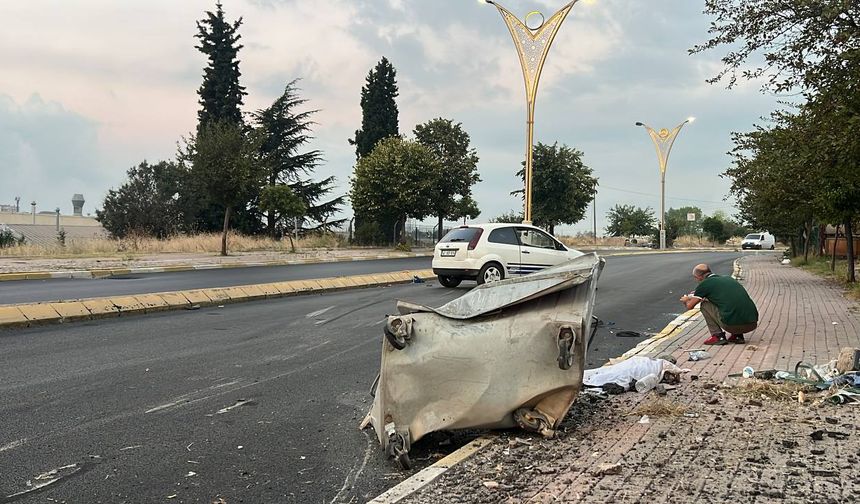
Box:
[367,437,495,504]
[0,252,435,282]
[0,269,436,329]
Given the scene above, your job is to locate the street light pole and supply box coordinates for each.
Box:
[634,117,695,250]
[483,0,578,225]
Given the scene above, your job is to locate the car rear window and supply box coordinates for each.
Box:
[745,234,761,240]
[440,227,480,243]
[488,227,519,245]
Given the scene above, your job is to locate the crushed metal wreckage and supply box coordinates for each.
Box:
[361,253,605,468]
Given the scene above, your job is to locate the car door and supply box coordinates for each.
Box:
[515,227,568,274]
[485,226,522,275]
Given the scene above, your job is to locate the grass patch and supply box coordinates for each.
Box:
[795,256,860,300]
[0,232,351,259]
[728,379,810,402]
[632,398,688,417]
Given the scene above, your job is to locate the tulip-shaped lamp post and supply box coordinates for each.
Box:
[483,0,578,224]
[634,117,695,249]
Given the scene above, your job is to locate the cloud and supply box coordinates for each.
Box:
[0,0,785,233]
[0,94,105,214]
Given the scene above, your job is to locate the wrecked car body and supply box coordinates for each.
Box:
[363,253,605,468]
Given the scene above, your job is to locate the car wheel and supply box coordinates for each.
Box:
[770,245,775,250]
[477,263,504,285]
[437,275,462,288]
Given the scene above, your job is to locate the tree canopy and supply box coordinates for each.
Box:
[350,57,399,159]
[413,118,481,239]
[515,143,597,235]
[96,161,185,239]
[195,1,246,129]
[349,137,437,242]
[605,204,656,238]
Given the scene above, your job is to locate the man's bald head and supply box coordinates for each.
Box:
[693,263,711,281]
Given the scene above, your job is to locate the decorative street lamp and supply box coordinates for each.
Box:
[634,117,695,250]
[482,0,579,225]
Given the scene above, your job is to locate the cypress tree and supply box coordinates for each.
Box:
[350,57,400,159]
[195,1,246,129]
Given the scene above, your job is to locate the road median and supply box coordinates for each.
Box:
[0,252,434,282]
[0,269,435,329]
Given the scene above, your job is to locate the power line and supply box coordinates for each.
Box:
[598,184,733,206]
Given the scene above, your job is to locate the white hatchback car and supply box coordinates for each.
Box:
[431,223,585,287]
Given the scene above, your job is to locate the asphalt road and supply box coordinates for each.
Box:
[0,251,741,503]
[0,257,433,305]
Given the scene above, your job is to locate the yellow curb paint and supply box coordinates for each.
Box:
[236,285,267,301]
[133,294,171,312]
[272,282,299,296]
[110,296,147,314]
[109,268,132,276]
[17,304,62,324]
[90,269,114,278]
[182,290,213,305]
[0,306,28,326]
[1,268,436,329]
[0,273,29,282]
[49,302,91,321]
[25,272,52,280]
[161,265,190,273]
[257,283,282,297]
[222,286,252,301]
[368,436,495,504]
[204,288,232,304]
[81,299,121,318]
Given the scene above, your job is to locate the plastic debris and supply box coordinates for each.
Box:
[742,366,755,379]
[689,350,710,361]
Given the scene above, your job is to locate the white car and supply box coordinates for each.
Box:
[741,232,776,250]
[432,223,585,287]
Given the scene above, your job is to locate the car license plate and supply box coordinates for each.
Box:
[441,249,457,257]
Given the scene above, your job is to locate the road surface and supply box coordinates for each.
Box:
[0,252,741,503]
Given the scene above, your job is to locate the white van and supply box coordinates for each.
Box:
[741,232,775,250]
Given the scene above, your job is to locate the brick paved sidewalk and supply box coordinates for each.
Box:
[404,255,860,504]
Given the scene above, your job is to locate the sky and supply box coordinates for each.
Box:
[0,0,784,234]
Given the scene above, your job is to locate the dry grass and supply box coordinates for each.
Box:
[796,256,860,301]
[0,232,350,258]
[728,378,810,402]
[559,236,628,248]
[632,398,688,417]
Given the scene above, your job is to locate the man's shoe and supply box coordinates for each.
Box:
[704,333,728,345]
[727,334,746,344]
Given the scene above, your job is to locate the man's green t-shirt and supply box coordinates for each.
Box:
[694,274,758,326]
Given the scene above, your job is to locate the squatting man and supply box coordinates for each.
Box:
[679,263,759,345]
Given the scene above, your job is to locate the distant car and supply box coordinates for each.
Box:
[431,223,585,288]
[741,232,776,250]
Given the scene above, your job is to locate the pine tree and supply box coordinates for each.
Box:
[196,2,246,129]
[350,57,399,159]
[251,80,345,237]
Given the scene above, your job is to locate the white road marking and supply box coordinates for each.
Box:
[0,438,26,453]
[306,306,335,318]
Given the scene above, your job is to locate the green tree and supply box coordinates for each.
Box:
[702,216,729,245]
[190,121,258,255]
[195,2,246,129]
[664,206,704,243]
[490,210,524,224]
[450,195,481,225]
[259,184,306,251]
[413,118,481,240]
[350,137,436,244]
[251,80,344,237]
[514,143,596,235]
[350,57,399,159]
[97,161,185,238]
[605,204,656,238]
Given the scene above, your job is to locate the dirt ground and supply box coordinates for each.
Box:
[403,377,860,504]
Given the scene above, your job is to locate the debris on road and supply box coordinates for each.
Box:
[364,254,604,469]
[593,462,622,476]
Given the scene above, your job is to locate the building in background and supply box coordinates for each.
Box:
[0,195,106,246]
